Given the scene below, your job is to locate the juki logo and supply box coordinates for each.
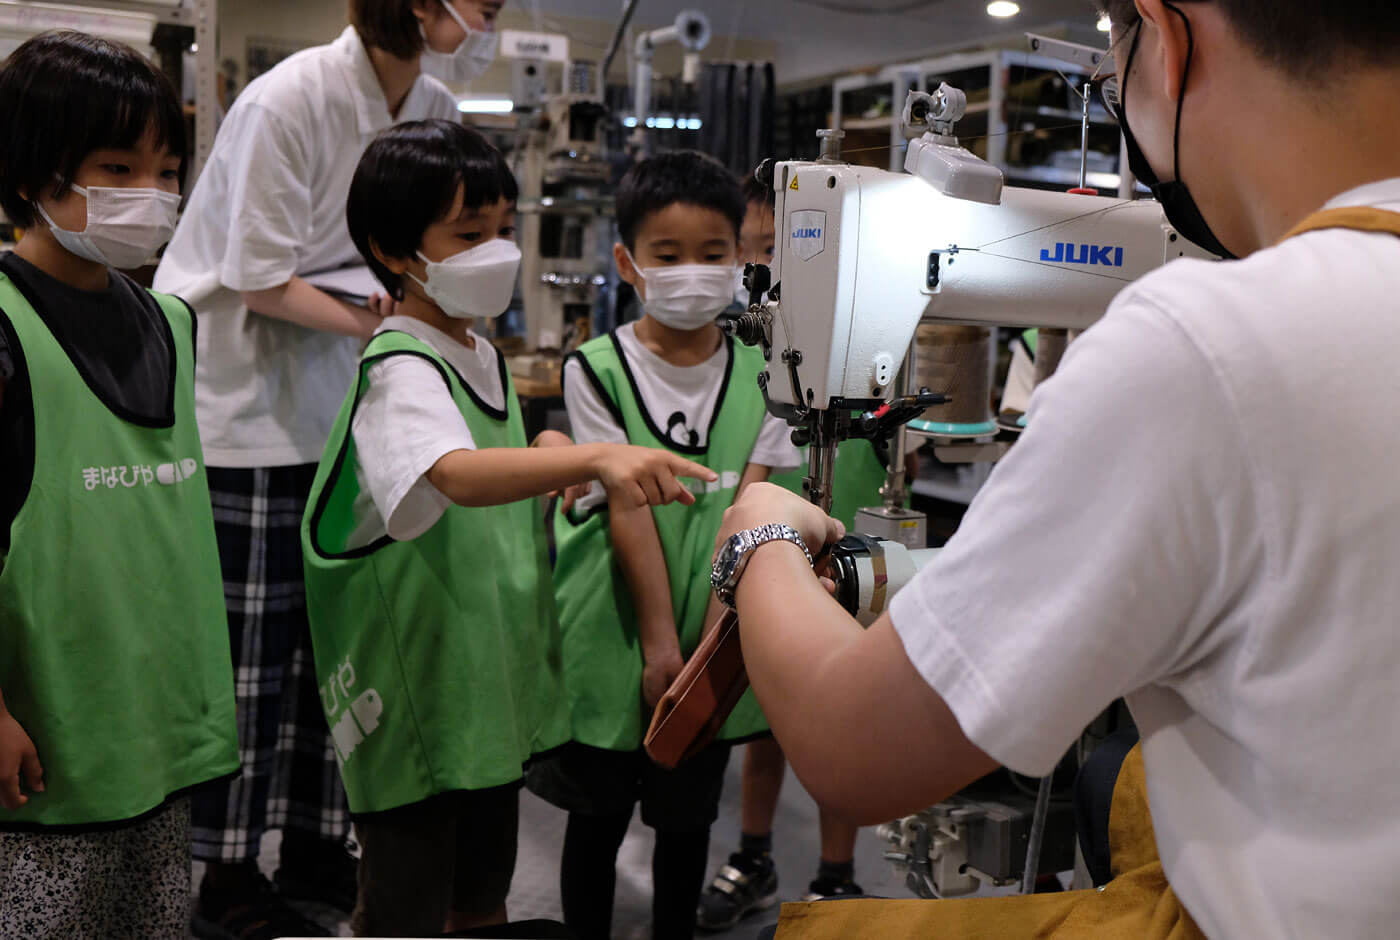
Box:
[790,210,827,261]
[1041,243,1125,267]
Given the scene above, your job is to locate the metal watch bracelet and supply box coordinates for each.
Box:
[712,523,814,607]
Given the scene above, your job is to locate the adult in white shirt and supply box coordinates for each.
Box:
[153,1,505,933]
[715,2,1400,938]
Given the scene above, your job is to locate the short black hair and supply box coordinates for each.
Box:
[615,151,745,252]
[743,170,776,211]
[349,0,425,61]
[349,119,518,299]
[1099,0,1400,71]
[0,30,187,229]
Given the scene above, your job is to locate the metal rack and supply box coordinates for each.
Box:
[0,0,217,182]
[831,46,1121,190]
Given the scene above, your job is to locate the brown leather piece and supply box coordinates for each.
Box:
[644,609,751,769]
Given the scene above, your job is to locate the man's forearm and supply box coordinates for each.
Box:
[611,504,678,655]
[734,542,996,823]
[243,277,379,339]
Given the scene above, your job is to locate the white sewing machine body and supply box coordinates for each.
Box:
[760,159,1209,415]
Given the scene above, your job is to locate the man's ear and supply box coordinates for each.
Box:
[1135,0,1193,105]
[614,242,644,296]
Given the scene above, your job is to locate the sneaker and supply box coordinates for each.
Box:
[191,870,332,940]
[802,876,864,902]
[696,852,779,932]
[274,836,358,914]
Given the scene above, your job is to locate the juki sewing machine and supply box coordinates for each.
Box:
[722,78,1212,895]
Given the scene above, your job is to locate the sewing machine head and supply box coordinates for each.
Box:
[732,88,1211,427]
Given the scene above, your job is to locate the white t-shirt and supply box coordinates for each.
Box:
[564,322,800,509]
[347,317,503,547]
[153,27,459,468]
[890,178,1400,940]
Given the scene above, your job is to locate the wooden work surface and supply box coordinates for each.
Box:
[512,375,563,399]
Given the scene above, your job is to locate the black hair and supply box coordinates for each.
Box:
[743,171,776,210]
[615,150,745,251]
[349,0,425,61]
[348,119,519,300]
[0,30,187,230]
[1099,0,1400,71]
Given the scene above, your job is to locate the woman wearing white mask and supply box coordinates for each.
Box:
[152,2,504,935]
[304,121,713,936]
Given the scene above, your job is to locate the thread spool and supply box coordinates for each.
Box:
[911,324,995,437]
[1033,328,1069,386]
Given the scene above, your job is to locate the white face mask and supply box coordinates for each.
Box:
[408,237,521,320]
[38,183,180,270]
[419,2,498,85]
[627,250,738,331]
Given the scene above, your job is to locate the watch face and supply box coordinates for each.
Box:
[712,537,739,587]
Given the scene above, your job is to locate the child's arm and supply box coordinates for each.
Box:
[611,504,685,708]
[0,687,43,811]
[426,440,714,510]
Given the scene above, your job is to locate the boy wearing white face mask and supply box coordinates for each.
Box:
[0,32,238,939]
[303,121,715,937]
[527,151,800,940]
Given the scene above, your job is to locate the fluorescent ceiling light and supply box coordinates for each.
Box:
[1097,14,1111,31]
[457,98,514,114]
[987,1,1020,17]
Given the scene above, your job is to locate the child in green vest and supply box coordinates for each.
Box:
[0,31,239,938]
[527,150,800,940]
[301,120,715,937]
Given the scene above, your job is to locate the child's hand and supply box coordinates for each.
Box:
[642,645,686,709]
[0,712,43,810]
[594,445,718,509]
[367,292,399,319]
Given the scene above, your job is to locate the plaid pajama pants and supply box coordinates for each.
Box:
[191,464,350,863]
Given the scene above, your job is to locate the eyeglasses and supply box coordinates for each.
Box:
[1085,19,1142,124]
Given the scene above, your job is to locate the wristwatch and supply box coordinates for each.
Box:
[711,524,814,608]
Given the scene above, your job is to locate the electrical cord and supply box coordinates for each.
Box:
[601,0,640,83]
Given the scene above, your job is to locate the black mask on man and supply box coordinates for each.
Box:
[1116,5,1236,259]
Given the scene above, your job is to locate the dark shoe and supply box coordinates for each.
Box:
[275,834,358,914]
[801,876,864,902]
[696,852,779,932]
[191,870,332,940]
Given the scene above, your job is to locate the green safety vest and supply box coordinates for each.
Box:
[302,331,568,814]
[0,275,238,828]
[770,439,898,533]
[553,332,770,751]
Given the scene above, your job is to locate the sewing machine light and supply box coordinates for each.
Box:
[902,87,1004,206]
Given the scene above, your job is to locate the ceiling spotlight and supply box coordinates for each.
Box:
[987,1,1020,17]
[1097,14,1111,31]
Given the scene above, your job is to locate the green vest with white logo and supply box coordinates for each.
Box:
[0,275,238,828]
[553,332,769,751]
[302,330,568,814]
[770,439,896,533]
